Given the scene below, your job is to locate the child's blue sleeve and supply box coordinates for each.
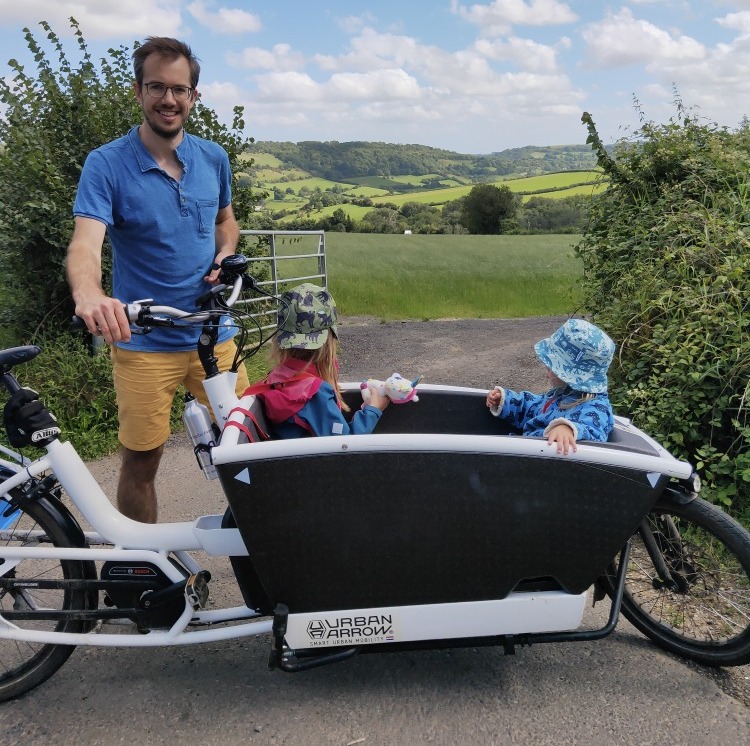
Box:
[498,388,544,430]
[299,385,382,436]
[563,397,614,442]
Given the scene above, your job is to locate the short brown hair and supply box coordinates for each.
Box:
[133,37,201,88]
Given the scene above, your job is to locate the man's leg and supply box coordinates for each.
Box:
[111,346,189,522]
[117,445,164,523]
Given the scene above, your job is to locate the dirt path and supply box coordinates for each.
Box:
[336,314,568,390]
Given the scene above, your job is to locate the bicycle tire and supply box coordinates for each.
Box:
[0,487,91,702]
[604,495,750,667]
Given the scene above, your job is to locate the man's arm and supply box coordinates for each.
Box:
[66,216,131,344]
[204,204,240,284]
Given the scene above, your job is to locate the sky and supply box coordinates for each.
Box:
[2,1,750,154]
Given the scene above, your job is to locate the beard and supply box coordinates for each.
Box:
[142,106,187,141]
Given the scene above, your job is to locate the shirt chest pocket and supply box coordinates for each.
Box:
[196,198,219,235]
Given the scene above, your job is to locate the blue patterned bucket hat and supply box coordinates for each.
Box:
[534,319,615,393]
[276,283,338,350]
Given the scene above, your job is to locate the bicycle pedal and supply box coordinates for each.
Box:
[185,571,210,610]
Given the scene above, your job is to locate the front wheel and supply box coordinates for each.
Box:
[0,485,92,702]
[605,495,750,667]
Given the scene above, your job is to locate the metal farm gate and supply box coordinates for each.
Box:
[237,229,327,337]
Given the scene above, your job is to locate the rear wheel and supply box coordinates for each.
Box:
[606,496,750,667]
[0,488,91,701]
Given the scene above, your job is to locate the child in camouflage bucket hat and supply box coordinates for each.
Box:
[243,283,389,438]
[485,318,615,455]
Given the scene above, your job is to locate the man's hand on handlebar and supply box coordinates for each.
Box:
[204,251,235,286]
[75,294,132,344]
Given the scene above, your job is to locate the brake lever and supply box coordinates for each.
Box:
[195,283,228,308]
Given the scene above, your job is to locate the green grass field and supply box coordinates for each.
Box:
[315,233,582,319]
[500,170,604,192]
[245,233,582,320]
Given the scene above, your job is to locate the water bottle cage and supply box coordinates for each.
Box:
[192,442,214,472]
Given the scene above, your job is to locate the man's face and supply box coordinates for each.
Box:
[134,54,196,140]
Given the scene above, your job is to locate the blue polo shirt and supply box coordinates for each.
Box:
[73,126,236,351]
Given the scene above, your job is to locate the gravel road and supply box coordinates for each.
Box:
[336,314,568,390]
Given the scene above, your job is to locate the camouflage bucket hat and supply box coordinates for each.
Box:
[534,319,615,394]
[276,283,338,350]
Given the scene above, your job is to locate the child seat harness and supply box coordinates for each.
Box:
[225,364,323,440]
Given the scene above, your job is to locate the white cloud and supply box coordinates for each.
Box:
[717,11,750,35]
[227,43,304,71]
[252,68,423,105]
[337,13,377,35]
[229,20,586,149]
[452,0,578,36]
[254,71,321,104]
[186,1,261,34]
[582,7,705,67]
[197,79,244,103]
[473,36,561,73]
[0,0,183,40]
[327,69,423,101]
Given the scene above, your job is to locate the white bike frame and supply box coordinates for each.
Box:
[0,279,275,647]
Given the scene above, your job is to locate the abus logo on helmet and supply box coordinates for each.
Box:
[31,427,61,442]
[306,614,395,644]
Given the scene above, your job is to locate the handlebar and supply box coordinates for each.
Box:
[124,274,245,329]
[71,255,257,333]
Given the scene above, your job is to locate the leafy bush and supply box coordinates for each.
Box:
[577,107,750,517]
[10,334,119,460]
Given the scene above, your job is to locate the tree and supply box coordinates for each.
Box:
[577,107,750,515]
[459,184,516,234]
[520,195,589,233]
[360,207,403,233]
[0,19,260,337]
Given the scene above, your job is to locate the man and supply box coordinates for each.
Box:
[67,37,249,523]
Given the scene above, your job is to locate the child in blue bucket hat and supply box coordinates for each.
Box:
[243,283,389,438]
[486,319,615,454]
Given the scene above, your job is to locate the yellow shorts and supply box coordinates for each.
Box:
[111,339,250,451]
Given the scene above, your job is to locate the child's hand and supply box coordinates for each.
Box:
[366,388,391,412]
[486,386,505,416]
[547,423,577,455]
[486,387,503,410]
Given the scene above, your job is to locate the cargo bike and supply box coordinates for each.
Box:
[1,255,749,702]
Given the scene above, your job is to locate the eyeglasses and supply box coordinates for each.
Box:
[142,82,194,101]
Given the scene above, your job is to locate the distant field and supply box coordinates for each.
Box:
[246,152,283,167]
[320,233,582,319]
[500,170,605,192]
[521,182,607,202]
[272,176,354,193]
[346,185,390,197]
[253,164,608,223]
[367,170,605,209]
[275,204,373,223]
[371,185,471,207]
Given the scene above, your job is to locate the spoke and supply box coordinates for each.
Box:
[624,516,750,643]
